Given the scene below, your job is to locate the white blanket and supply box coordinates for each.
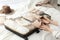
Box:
[0,0,60,40]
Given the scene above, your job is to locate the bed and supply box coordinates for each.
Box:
[0,0,60,40]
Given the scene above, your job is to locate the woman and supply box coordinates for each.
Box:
[30,9,60,39]
[39,16,60,39]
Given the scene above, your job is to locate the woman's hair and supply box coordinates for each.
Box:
[1,5,14,14]
[39,12,51,25]
[39,12,51,20]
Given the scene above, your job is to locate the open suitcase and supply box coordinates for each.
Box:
[4,13,51,40]
[4,17,40,40]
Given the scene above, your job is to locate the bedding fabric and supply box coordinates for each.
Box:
[0,0,60,40]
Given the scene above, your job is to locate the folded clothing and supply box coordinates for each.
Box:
[4,20,29,35]
[15,17,35,30]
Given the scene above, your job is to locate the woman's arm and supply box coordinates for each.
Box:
[43,16,59,26]
[50,20,59,26]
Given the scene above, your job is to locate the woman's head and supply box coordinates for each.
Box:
[39,12,51,25]
[40,12,51,20]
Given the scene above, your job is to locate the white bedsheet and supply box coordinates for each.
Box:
[0,0,60,40]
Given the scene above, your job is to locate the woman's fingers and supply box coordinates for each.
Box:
[43,16,51,22]
[42,19,50,24]
[43,16,59,26]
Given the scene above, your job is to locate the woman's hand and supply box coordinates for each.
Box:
[41,19,50,24]
[43,16,59,26]
[40,24,53,32]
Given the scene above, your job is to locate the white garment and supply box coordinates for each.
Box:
[52,31,60,39]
